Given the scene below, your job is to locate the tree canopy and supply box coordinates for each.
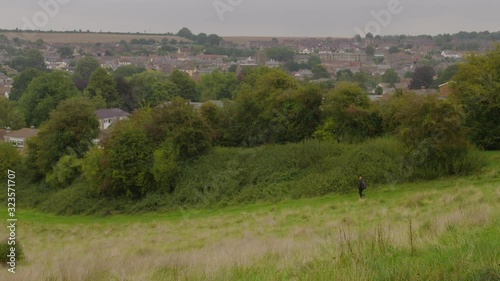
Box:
[451,46,500,150]
[19,71,81,127]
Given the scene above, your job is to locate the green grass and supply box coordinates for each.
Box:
[0,151,497,280]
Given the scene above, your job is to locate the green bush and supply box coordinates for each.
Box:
[0,143,21,181]
[45,154,82,189]
[0,239,24,265]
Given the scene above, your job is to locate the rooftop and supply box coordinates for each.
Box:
[95,108,130,119]
[4,128,39,139]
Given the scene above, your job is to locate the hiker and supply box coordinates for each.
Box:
[358,176,367,198]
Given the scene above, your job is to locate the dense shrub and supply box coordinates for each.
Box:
[0,240,24,265]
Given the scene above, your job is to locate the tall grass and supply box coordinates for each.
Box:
[0,175,498,281]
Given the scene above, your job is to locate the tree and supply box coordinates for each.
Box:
[393,93,470,177]
[73,56,101,90]
[308,55,321,67]
[227,68,323,146]
[101,125,156,197]
[265,47,295,62]
[312,65,330,79]
[169,69,199,101]
[319,82,379,143]
[207,34,222,46]
[0,97,26,130]
[84,67,121,108]
[365,45,375,57]
[128,70,179,108]
[197,70,237,100]
[409,66,435,89]
[451,46,500,150]
[388,46,400,54]
[366,32,374,39]
[432,64,458,88]
[57,46,74,58]
[113,65,145,79]
[382,69,400,87]
[10,49,46,72]
[336,69,354,82]
[19,71,81,127]
[9,68,43,101]
[27,97,99,177]
[113,65,146,111]
[177,27,195,40]
[88,98,212,197]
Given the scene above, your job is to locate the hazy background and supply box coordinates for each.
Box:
[3,0,499,36]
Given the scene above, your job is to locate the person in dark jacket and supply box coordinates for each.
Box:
[358,176,367,198]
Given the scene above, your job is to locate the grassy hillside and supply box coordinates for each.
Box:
[0,152,498,280]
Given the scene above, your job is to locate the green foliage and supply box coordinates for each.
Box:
[365,45,375,56]
[10,48,46,72]
[0,143,21,180]
[149,98,212,158]
[104,127,155,197]
[0,97,26,130]
[0,240,23,264]
[226,68,322,146]
[57,46,74,58]
[27,97,99,176]
[45,154,82,189]
[169,69,199,101]
[113,65,145,79]
[451,45,500,150]
[9,68,42,101]
[320,82,380,143]
[392,93,472,178]
[152,140,180,191]
[88,98,212,198]
[336,69,354,82]
[265,47,295,62]
[382,68,400,86]
[81,147,105,195]
[197,70,237,100]
[19,71,80,127]
[432,64,458,88]
[409,66,435,89]
[73,56,101,90]
[389,46,400,54]
[84,67,122,108]
[127,70,179,108]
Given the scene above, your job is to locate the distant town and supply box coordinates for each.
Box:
[1,28,499,101]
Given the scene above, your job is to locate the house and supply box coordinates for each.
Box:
[3,127,39,149]
[95,108,130,130]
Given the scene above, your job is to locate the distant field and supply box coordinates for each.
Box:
[0,31,344,45]
[0,32,187,44]
[0,152,498,280]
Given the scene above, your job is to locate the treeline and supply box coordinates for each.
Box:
[0,46,498,213]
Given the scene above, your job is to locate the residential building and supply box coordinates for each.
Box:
[3,127,39,149]
[95,108,130,130]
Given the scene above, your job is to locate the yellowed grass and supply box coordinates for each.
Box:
[0,185,497,280]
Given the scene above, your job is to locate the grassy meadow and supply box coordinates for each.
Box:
[0,151,498,280]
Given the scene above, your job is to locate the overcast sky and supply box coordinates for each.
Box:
[2,0,499,37]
